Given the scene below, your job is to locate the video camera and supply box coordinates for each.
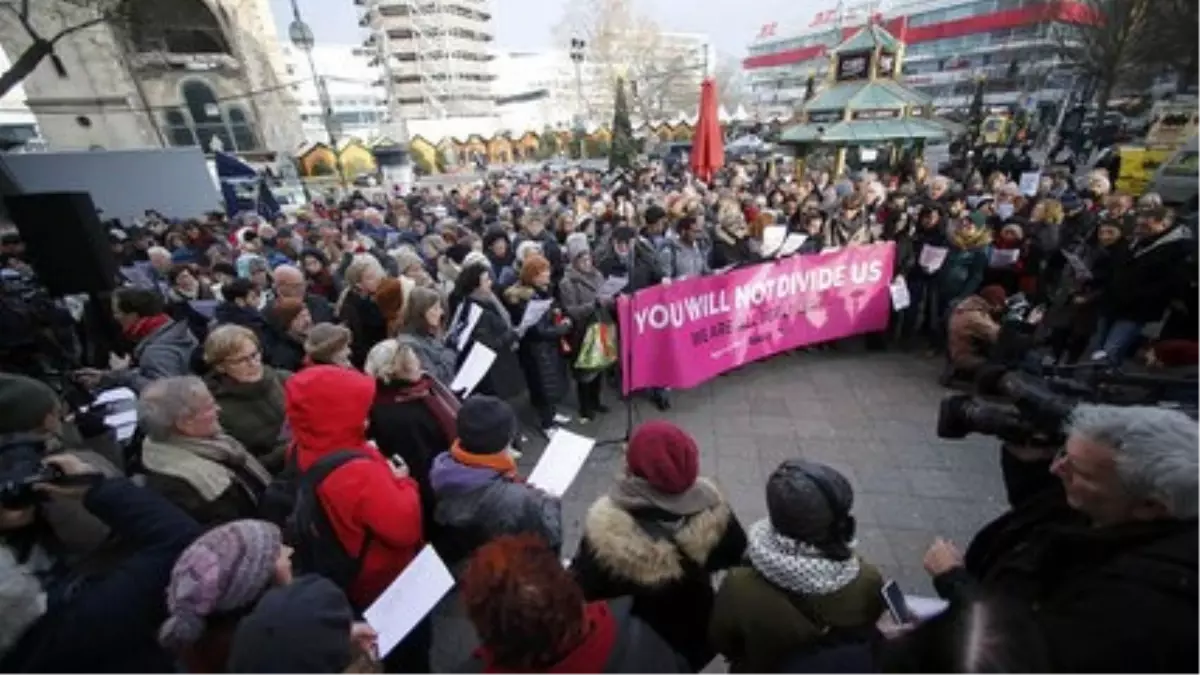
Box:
[937,364,1198,446]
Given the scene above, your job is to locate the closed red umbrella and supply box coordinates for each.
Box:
[689,78,725,183]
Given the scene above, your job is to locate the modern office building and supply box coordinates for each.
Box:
[743,0,1094,114]
[356,0,496,120]
[280,44,387,144]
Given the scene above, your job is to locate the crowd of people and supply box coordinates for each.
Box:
[0,150,1197,673]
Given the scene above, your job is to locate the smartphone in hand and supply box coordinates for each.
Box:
[882,579,917,625]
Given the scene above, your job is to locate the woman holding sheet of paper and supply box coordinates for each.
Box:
[503,254,571,434]
[447,263,525,401]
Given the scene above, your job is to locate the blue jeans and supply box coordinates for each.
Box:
[1087,317,1143,365]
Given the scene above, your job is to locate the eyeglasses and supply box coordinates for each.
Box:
[225,348,261,367]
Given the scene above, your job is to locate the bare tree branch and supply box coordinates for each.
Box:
[0,1,39,39]
[49,13,107,43]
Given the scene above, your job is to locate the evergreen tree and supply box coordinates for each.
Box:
[609,76,636,170]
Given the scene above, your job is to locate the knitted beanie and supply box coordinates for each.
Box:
[626,420,699,495]
[456,395,517,455]
[766,459,854,551]
[0,374,59,435]
[304,323,352,363]
[159,520,283,651]
[227,575,355,673]
[564,232,591,262]
[519,254,551,286]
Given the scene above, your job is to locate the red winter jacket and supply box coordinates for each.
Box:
[284,365,424,609]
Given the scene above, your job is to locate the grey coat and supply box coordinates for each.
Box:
[397,332,458,385]
[427,452,562,566]
[102,320,197,392]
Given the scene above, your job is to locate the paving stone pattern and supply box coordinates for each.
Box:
[429,348,1008,670]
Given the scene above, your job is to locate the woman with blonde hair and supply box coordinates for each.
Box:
[365,339,458,537]
[335,254,387,369]
[202,324,290,473]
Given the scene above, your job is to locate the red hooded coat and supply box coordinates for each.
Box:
[284,366,424,608]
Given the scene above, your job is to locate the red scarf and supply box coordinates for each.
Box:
[476,602,616,673]
[124,314,170,342]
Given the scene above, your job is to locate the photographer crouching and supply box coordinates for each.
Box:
[0,373,201,671]
[924,403,1198,672]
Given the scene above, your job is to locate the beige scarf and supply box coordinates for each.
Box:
[141,433,271,503]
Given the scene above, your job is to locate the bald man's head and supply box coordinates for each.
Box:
[272,264,306,299]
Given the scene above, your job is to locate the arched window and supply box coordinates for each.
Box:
[163,108,196,146]
[226,105,259,151]
[182,80,234,152]
[125,0,231,54]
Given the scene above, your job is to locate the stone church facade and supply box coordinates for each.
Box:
[0,0,303,153]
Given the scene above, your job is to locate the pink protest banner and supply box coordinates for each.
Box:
[618,242,895,392]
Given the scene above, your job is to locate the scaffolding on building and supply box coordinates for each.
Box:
[358,0,494,120]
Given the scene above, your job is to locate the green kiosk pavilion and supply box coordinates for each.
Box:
[780,23,961,177]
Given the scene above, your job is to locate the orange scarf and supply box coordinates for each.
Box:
[450,440,518,479]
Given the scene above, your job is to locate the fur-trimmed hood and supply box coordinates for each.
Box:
[582,480,733,587]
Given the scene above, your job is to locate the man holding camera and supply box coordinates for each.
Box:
[923,404,1198,672]
[0,374,201,671]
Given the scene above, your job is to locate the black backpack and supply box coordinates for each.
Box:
[288,449,375,592]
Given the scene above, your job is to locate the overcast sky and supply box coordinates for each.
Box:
[271,0,829,59]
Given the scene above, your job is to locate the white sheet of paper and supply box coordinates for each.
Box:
[990,247,1020,267]
[526,429,595,497]
[364,545,456,657]
[449,343,496,396]
[889,276,911,311]
[516,298,554,335]
[597,276,628,298]
[93,387,136,405]
[906,594,949,620]
[455,303,483,352]
[1018,171,1041,197]
[761,225,787,256]
[918,245,948,273]
[103,410,138,442]
[779,233,809,256]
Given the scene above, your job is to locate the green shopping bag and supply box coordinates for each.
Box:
[574,321,619,371]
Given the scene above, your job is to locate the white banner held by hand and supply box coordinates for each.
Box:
[363,545,455,657]
[526,429,595,497]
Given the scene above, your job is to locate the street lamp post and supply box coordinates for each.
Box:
[570,37,587,160]
[288,0,345,189]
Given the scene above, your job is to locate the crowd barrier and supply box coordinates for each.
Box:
[617,242,896,392]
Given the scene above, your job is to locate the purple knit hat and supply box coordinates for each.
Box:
[159,520,283,651]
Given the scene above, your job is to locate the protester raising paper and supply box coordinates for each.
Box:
[363,546,455,658]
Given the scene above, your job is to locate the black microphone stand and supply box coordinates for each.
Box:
[596,234,641,452]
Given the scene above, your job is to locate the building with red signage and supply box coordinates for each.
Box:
[744,0,1095,116]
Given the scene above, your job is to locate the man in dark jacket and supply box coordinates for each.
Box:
[269,264,336,324]
[923,404,1198,673]
[1092,206,1195,364]
[0,455,201,673]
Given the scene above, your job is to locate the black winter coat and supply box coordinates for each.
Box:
[504,285,569,405]
[595,239,662,293]
[263,330,306,372]
[456,294,526,401]
[0,479,201,673]
[570,485,748,671]
[337,290,388,369]
[933,449,1198,673]
[1104,224,1196,323]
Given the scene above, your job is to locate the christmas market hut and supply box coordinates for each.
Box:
[778,23,961,176]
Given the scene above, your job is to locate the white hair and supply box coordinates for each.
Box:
[363,338,420,383]
[1068,404,1199,518]
[138,376,211,441]
[147,246,171,261]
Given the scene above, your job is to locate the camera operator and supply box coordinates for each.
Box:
[923,404,1198,672]
[0,373,126,553]
[943,285,1007,384]
[0,448,201,671]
